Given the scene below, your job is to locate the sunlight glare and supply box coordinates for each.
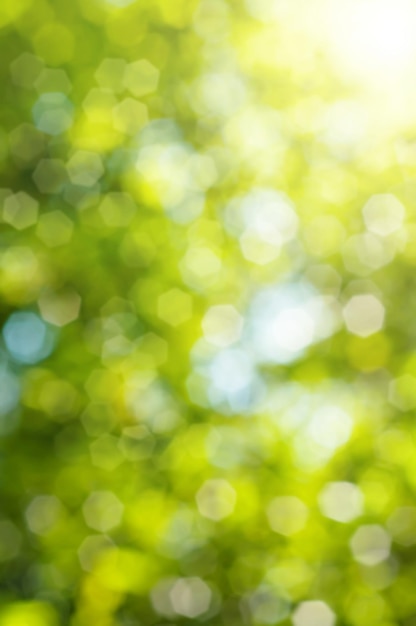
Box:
[327,0,416,86]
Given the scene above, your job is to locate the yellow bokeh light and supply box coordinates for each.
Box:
[326,0,416,87]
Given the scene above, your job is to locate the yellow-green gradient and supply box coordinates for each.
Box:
[1,0,416,625]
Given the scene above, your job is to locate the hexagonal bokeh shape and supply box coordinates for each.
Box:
[170,578,211,618]
[157,288,193,327]
[196,478,236,521]
[78,534,114,572]
[82,490,124,532]
[94,57,127,93]
[343,294,385,337]
[38,289,81,327]
[3,311,55,365]
[202,304,244,347]
[9,123,46,165]
[350,524,391,565]
[318,481,364,523]
[98,192,137,227]
[388,374,416,411]
[36,211,74,248]
[25,495,62,536]
[32,92,74,135]
[113,98,148,135]
[66,150,104,187]
[34,68,72,94]
[123,59,160,97]
[10,53,44,88]
[3,192,39,230]
[82,88,117,119]
[293,601,335,626]
[32,158,67,194]
[266,496,309,536]
[387,507,416,547]
[363,193,405,236]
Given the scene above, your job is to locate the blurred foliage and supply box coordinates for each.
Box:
[2,0,416,625]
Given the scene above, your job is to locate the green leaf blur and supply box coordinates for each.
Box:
[1,0,416,625]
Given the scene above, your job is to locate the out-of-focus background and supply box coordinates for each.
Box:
[1,0,416,624]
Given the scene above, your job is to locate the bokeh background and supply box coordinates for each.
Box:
[2,0,416,624]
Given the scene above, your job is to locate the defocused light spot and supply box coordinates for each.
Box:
[363,194,405,236]
[119,426,154,461]
[327,0,416,87]
[240,231,282,265]
[32,158,67,194]
[207,348,259,412]
[151,578,177,618]
[202,305,243,347]
[206,426,247,469]
[9,123,45,165]
[180,245,222,289]
[98,191,137,227]
[266,496,308,536]
[66,150,104,187]
[308,406,353,450]
[343,233,394,275]
[123,59,159,97]
[225,189,298,265]
[38,289,81,327]
[196,478,236,521]
[10,53,44,89]
[292,600,335,626]
[34,68,72,95]
[160,509,201,559]
[224,107,283,161]
[169,577,212,618]
[3,192,38,230]
[113,98,148,135]
[272,307,314,353]
[191,71,246,118]
[78,534,114,572]
[32,93,74,135]
[82,491,124,532]
[3,312,54,364]
[36,211,73,247]
[95,58,127,93]
[82,88,117,119]
[350,525,391,565]
[388,374,416,411]
[245,283,338,366]
[136,142,207,224]
[247,586,291,624]
[25,495,62,535]
[157,288,193,326]
[319,482,363,523]
[387,507,416,546]
[343,294,385,337]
